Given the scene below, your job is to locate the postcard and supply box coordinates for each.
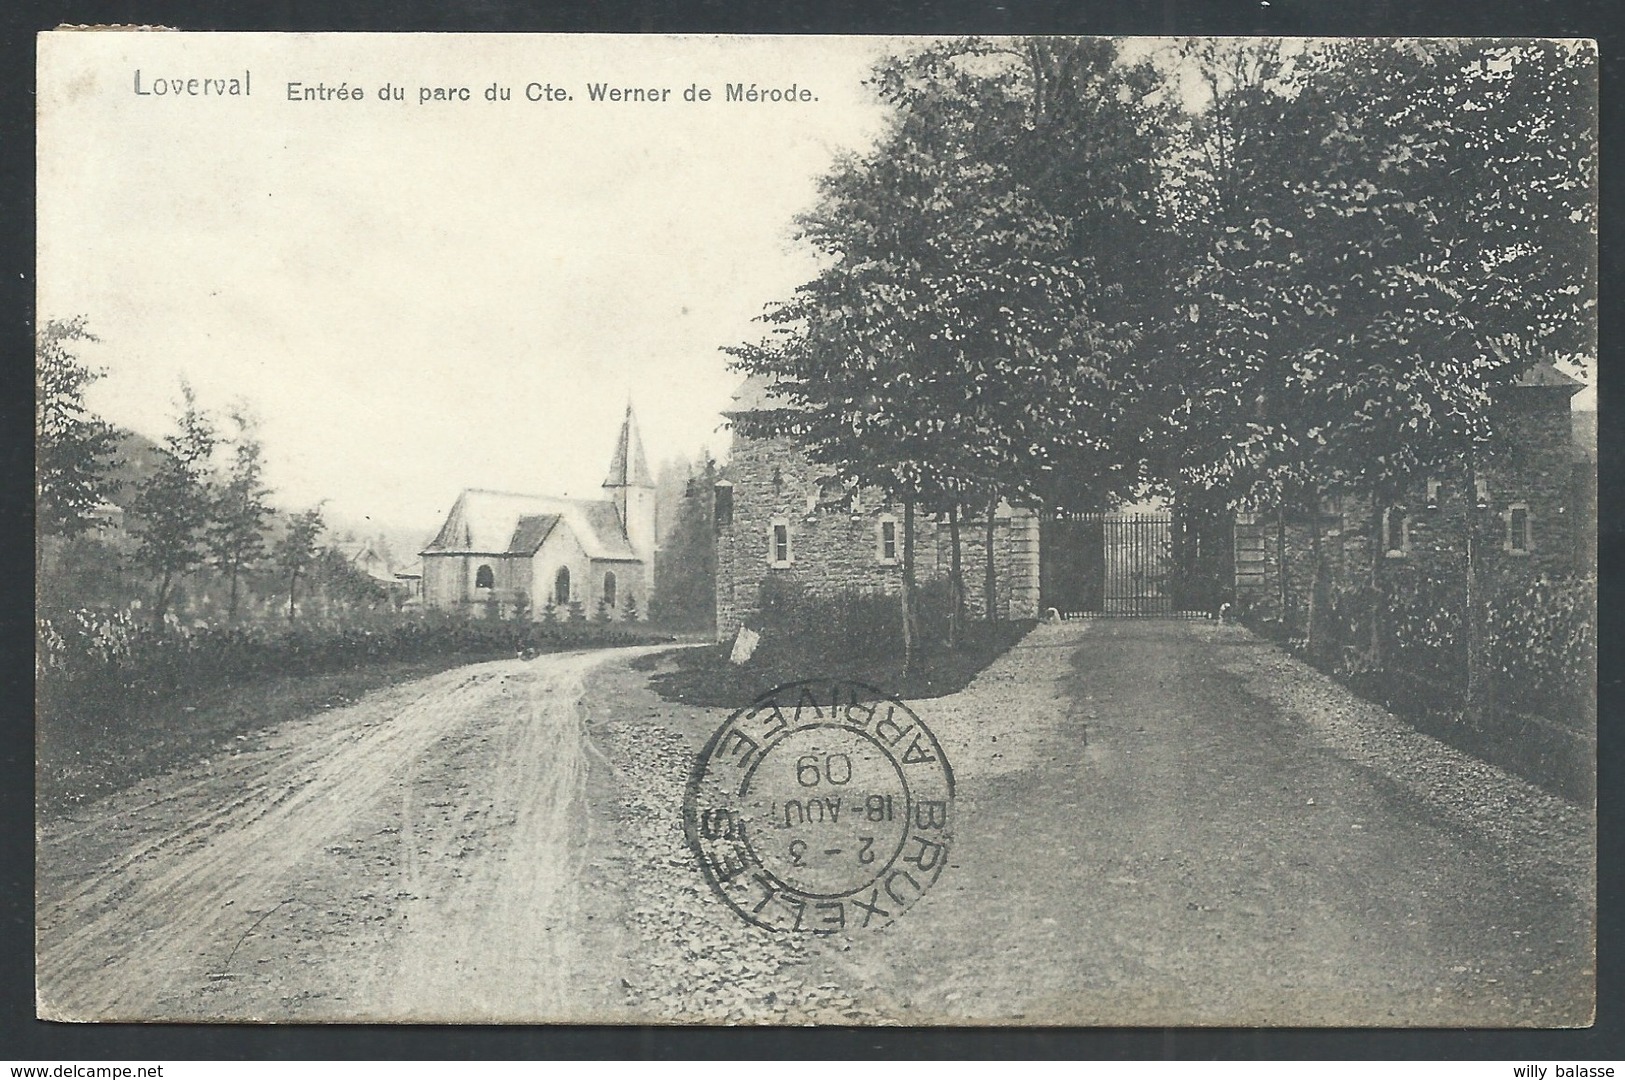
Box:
[35,31,1597,1025]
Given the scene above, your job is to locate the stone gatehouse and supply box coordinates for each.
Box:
[713,376,1040,641]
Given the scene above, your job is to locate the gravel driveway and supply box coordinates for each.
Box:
[586,620,1593,1027]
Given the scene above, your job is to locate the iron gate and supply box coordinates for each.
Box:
[1041,511,1199,617]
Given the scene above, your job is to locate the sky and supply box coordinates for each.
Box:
[38,33,1595,546]
[39,33,899,542]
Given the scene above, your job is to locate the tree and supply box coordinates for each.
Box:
[651,452,719,630]
[653,453,695,542]
[208,407,273,622]
[1150,39,1595,669]
[273,506,325,622]
[36,317,119,543]
[729,39,1162,664]
[313,543,392,614]
[130,383,217,627]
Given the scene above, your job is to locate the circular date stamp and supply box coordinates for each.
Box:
[684,679,954,932]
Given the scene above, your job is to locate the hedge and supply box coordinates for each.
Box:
[37,606,673,721]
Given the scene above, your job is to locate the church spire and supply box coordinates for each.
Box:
[603,403,654,489]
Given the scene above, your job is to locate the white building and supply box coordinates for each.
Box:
[419,406,655,620]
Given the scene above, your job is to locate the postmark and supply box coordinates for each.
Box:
[684,680,954,932]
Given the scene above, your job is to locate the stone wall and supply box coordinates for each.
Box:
[715,433,1041,640]
[923,506,1041,621]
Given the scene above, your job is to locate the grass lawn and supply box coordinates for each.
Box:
[632,619,1034,709]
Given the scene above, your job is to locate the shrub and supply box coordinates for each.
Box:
[1279,564,1594,734]
[753,576,964,665]
[36,605,673,723]
[1324,583,1382,677]
[1382,568,1468,677]
[1487,575,1595,728]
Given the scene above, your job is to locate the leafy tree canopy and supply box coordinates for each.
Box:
[36,317,119,539]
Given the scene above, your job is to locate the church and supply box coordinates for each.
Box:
[419,406,656,620]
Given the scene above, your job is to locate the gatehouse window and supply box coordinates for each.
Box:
[603,571,617,608]
[815,475,850,512]
[1505,504,1532,555]
[769,518,792,568]
[877,516,899,564]
[1382,506,1410,558]
[475,564,495,590]
[713,482,734,527]
[554,566,571,605]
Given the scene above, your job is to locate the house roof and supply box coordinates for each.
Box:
[1514,360,1585,390]
[603,405,654,488]
[726,374,798,415]
[333,539,399,584]
[422,489,638,560]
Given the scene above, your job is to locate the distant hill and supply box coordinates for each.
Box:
[103,427,432,565]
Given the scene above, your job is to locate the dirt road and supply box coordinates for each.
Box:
[37,648,673,1022]
[37,622,1594,1025]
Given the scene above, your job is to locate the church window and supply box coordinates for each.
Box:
[603,571,618,609]
[475,564,495,590]
[555,566,572,605]
[770,518,792,568]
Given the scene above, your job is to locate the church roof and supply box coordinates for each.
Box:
[422,490,638,560]
[508,513,561,555]
[603,405,654,488]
